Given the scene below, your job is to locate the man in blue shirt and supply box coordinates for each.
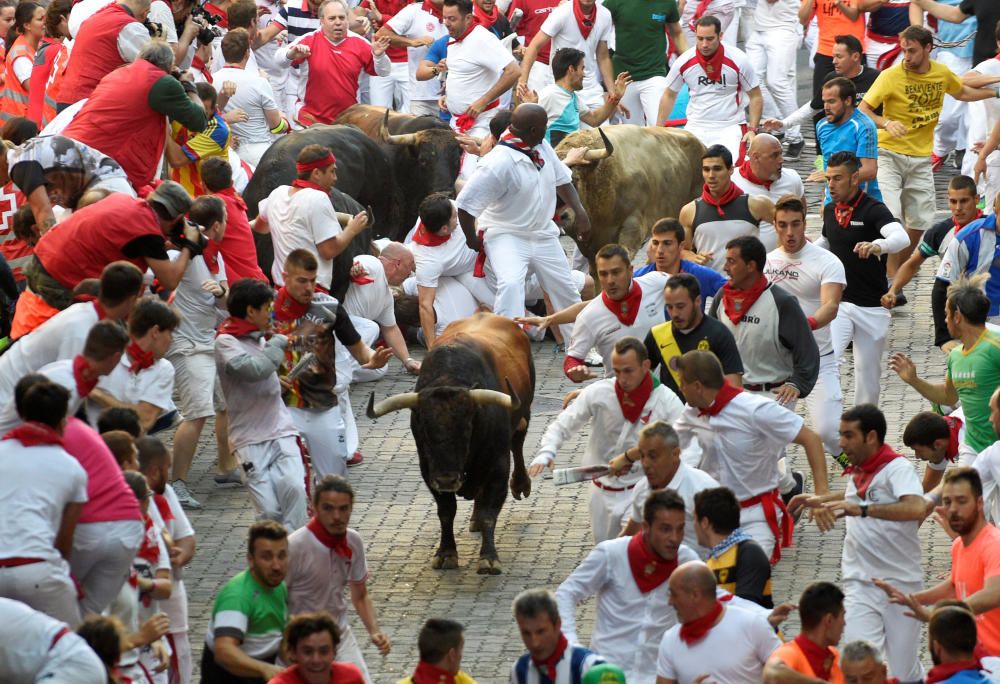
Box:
[633,217,726,313]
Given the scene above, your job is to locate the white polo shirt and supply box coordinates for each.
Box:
[556,537,700,682]
[343,254,396,327]
[666,45,758,126]
[656,603,781,684]
[262,185,341,288]
[0,359,86,434]
[732,166,804,250]
[539,2,613,92]
[764,242,847,355]
[386,3,448,102]
[628,463,720,558]
[286,525,368,629]
[443,24,515,115]
[212,66,280,145]
[411,224,479,288]
[85,355,175,427]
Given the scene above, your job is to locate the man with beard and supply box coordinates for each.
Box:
[873,467,1000,657]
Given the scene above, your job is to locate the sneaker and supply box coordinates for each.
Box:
[781,471,804,507]
[172,480,202,510]
[931,153,945,172]
[214,468,243,487]
[347,452,364,467]
[785,139,805,161]
[584,348,604,367]
[893,291,908,307]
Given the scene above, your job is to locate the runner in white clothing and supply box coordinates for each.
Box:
[379,0,448,116]
[0,598,107,684]
[731,135,805,250]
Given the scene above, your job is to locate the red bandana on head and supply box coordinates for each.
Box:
[412,222,450,247]
[793,635,836,680]
[532,634,569,682]
[274,287,310,323]
[411,661,458,684]
[739,159,773,190]
[844,443,903,499]
[422,0,443,19]
[678,600,724,645]
[2,421,64,447]
[572,0,596,38]
[720,275,769,325]
[627,532,677,593]
[601,280,643,326]
[216,316,263,338]
[73,354,99,397]
[700,182,743,217]
[615,372,654,423]
[126,341,155,374]
[834,190,865,229]
[698,381,742,417]
[694,43,725,83]
[306,517,352,559]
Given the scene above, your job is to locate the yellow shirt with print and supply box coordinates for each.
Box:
[861,60,963,157]
[396,673,476,684]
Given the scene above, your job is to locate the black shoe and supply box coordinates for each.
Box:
[783,471,805,521]
[893,291,908,307]
[785,139,805,161]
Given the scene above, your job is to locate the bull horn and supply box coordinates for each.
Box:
[385,131,420,145]
[469,389,514,411]
[583,127,615,162]
[505,378,521,412]
[366,391,419,419]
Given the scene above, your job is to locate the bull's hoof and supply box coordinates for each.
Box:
[510,472,531,500]
[431,550,459,570]
[476,558,502,575]
[469,515,481,533]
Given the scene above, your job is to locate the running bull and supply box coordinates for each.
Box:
[366,313,534,575]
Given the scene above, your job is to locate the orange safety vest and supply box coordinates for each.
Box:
[771,640,845,683]
[1,36,35,122]
[40,42,68,128]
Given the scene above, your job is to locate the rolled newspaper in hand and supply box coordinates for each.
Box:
[552,464,610,486]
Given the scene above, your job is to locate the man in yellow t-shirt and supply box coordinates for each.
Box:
[859,24,997,283]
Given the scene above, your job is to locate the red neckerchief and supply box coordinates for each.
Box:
[793,635,836,680]
[627,532,678,593]
[688,0,711,31]
[2,421,63,447]
[616,372,654,423]
[721,275,768,325]
[72,294,108,320]
[572,0,596,38]
[291,179,328,193]
[679,601,724,645]
[73,354,99,397]
[532,634,568,682]
[306,516,352,559]
[422,0,443,20]
[153,494,174,523]
[274,287,310,323]
[137,514,161,565]
[126,341,155,374]
[700,182,743,218]
[472,1,499,29]
[695,44,725,83]
[845,443,903,499]
[739,159,773,190]
[699,381,742,417]
[216,316,262,338]
[203,1,230,27]
[191,55,213,82]
[926,661,983,684]
[955,210,984,232]
[448,20,477,44]
[411,661,457,684]
[601,280,642,326]
[946,414,963,462]
[413,222,450,247]
[834,189,865,229]
[351,261,375,285]
[499,130,545,169]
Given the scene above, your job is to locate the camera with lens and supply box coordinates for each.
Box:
[143,17,165,38]
[190,5,224,45]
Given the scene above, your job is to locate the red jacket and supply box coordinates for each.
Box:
[59,3,136,104]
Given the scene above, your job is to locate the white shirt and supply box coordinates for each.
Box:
[212,66,279,145]
[457,140,570,238]
[732,166,804,250]
[411,222,478,288]
[0,359,86,434]
[286,525,368,629]
[69,0,178,43]
[168,250,227,354]
[0,597,83,681]
[85,354,176,426]
[764,242,846,355]
[403,275,478,336]
[535,378,685,488]
[673,391,802,500]
[540,2,613,92]
[968,58,1000,158]
[975,442,1000,524]
[150,483,194,631]
[0,301,100,405]
[262,185,341,288]
[386,3,448,102]
[343,254,396,327]
[556,536,700,683]
[655,603,781,684]
[628,464,719,558]
[0,440,88,563]
[566,271,669,372]
[443,25,515,115]
[842,455,923,583]
[666,45,758,126]
[753,0,800,31]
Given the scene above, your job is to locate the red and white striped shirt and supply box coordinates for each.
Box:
[665,44,758,126]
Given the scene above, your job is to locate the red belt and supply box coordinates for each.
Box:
[739,488,792,565]
[593,480,638,493]
[867,32,902,69]
[0,557,44,567]
[50,626,71,651]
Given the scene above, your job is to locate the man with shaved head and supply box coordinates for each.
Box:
[655,560,780,684]
[732,134,805,251]
[456,103,589,342]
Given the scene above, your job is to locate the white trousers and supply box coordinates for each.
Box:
[844,579,924,683]
[830,302,891,407]
[349,315,388,384]
[238,435,309,531]
[337,626,373,684]
[334,341,361,457]
[71,519,144,617]
[739,500,779,561]
[453,108,501,179]
[685,121,744,163]
[485,231,582,341]
[410,100,440,117]
[618,76,667,126]
[865,39,902,69]
[167,630,192,684]
[237,141,273,170]
[0,560,81,626]
[290,405,348,480]
[528,61,555,93]
[369,61,411,112]
[681,3,737,46]
[805,352,843,455]
[934,51,972,158]
[38,632,108,683]
[588,483,636,543]
[745,27,802,141]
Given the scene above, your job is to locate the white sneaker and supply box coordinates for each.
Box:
[172,480,203,510]
[213,468,244,487]
[584,348,604,367]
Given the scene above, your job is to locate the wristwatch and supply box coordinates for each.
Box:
[860,504,869,518]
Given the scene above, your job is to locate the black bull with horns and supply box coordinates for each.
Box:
[366,313,534,575]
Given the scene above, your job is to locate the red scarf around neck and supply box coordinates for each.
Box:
[945,414,963,461]
[572,0,596,38]
[2,421,63,447]
[74,295,108,320]
[351,261,375,285]
[532,634,569,682]
[499,130,545,169]
[601,280,643,326]
[422,0,443,20]
[137,515,161,565]
[73,354,98,397]
[679,600,724,646]
[306,516,352,559]
[126,341,155,374]
[472,1,499,29]
[834,189,865,229]
[216,185,248,213]
[291,179,329,193]
[955,210,984,232]
[627,532,678,593]
[448,20,477,44]
[926,661,982,684]
[217,316,263,338]
[794,635,836,680]
[616,372,654,424]
[699,381,742,417]
[412,222,450,247]
[845,443,903,499]
[739,159,773,190]
[700,181,743,218]
[153,494,174,523]
[412,661,458,684]
[694,43,725,83]
[720,275,768,325]
[274,287,309,323]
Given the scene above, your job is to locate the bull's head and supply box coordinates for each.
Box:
[582,127,615,163]
[378,111,462,198]
[367,381,520,492]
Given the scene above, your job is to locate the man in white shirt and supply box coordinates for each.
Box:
[456,103,588,337]
[0,598,107,683]
[618,421,719,557]
[763,195,846,458]
[731,134,804,251]
[531,337,685,542]
[379,0,448,116]
[973,388,1000,522]
[655,560,780,684]
[791,404,926,683]
[556,489,700,684]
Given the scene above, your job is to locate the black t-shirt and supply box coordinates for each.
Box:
[960,0,1000,66]
[644,315,744,400]
[822,192,897,307]
[732,540,774,609]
